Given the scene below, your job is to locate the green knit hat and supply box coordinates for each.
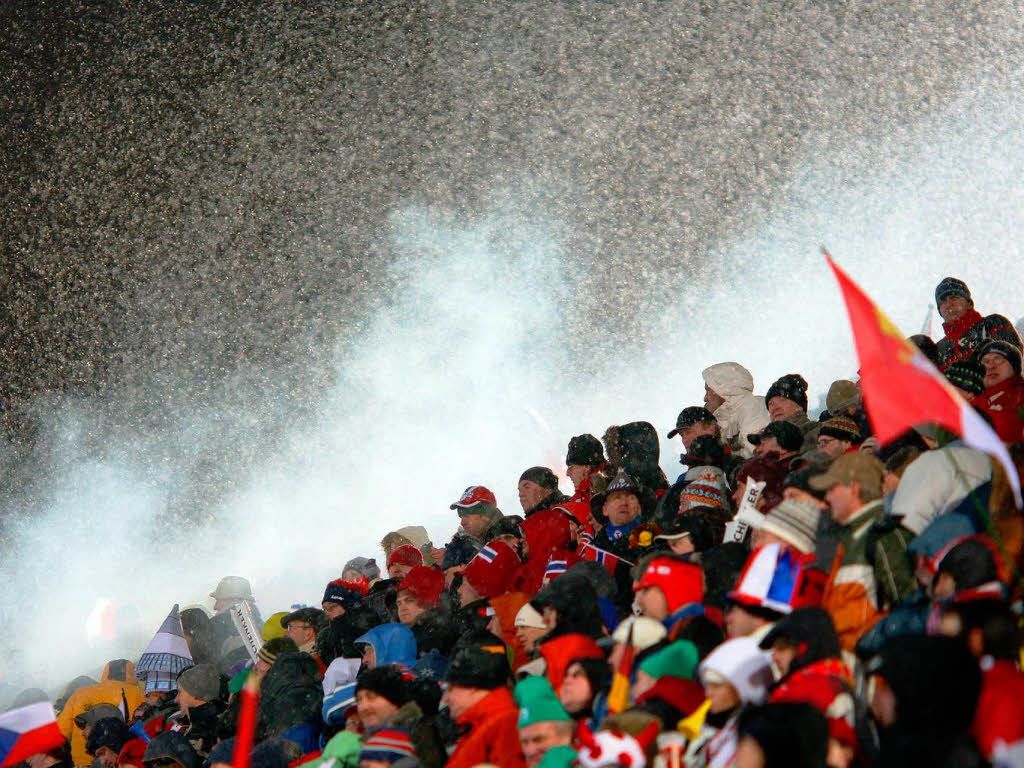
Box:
[537,745,578,768]
[514,675,571,727]
[638,640,699,681]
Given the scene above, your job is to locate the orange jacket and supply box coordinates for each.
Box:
[446,686,526,768]
[821,502,886,653]
[57,660,144,766]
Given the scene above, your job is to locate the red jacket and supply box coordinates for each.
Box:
[972,377,1024,443]
[446,686,526,768]
[972,658,1024,757]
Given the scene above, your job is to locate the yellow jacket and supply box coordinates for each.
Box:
[56,660,144,766]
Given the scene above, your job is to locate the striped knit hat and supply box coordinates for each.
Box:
[359,727,416,763]
[680,470,728,510]
[945,359,986,395]
[818,416,862,444]
[758,498,821,554]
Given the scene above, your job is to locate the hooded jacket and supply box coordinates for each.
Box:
[356,623,418,668]
[516,509,575,594]
[256,652,323,744]
[445,686,526,768]
[57,660,144,766]
[702,363,770,458]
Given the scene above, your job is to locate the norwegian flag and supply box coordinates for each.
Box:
[544,557,568,581]
[475,546,498,564]
[578,543,631,574]
[578,531,594,546]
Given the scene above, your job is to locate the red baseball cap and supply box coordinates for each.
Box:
[450,485,497,510]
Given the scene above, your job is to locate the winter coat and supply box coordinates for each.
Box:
[854,589,931,659]
[786,410,820,454]
[356,623,418,668]
[180,700,223,758]
[936,308,1021,371]
[391,700,446,768]
[821,501,891,653]
[57,660,144,766]
[972,376,1024,443]
[256,652,323,744]
[516,509,575,594]
[891,443,992,535]
[532,573,606,641]
[972,658,1024,758]
[489,592,532,671]
[446,686,526,768]
[364,578,399,625]
[702,363,770,458]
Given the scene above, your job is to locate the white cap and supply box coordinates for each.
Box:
[514,602,547,629]
[699,637,773,705]
[611,616,667,650]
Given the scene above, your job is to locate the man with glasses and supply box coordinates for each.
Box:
[280,607,328,678]
[815,417,863,459]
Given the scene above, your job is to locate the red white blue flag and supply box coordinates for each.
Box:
[0,702,65,767]
[578,543,631,573]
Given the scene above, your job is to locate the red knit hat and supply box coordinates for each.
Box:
[397,565,445,607]
[464,540,522,599]
[387,544,424,571]
[634,556,704,614]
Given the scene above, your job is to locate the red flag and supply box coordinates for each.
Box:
[824,250,1021,506]
[232,670,260,768]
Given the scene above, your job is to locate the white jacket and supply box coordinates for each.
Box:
[892,443,992,535]
[702,362,770,458]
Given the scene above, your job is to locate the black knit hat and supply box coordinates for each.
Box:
[945,359,986,395]
[355,664,412,707]
[566,434,605,467]
[86,717,131,757]
[443,645,510,690]
[935,277,972,306]
[978,340,1022,376]
[747,421,803,452]
[685,435,726,467]
[441,533,480,570]
[765,374,809,412]
[667,406,716,438]
[519,466,559,490]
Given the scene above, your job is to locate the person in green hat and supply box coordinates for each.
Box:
[514,676,576,767]
[631,640,700,702]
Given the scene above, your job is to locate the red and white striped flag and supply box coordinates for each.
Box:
[0,702,65,767]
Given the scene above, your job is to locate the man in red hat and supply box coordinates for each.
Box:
[634,555,705,633]
[450,485,505,545]
[395,566,445,626]
[386,544,423,581]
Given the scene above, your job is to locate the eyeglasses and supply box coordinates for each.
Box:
[286,622,312,631]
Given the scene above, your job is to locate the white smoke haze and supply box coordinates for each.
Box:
[5,19,1024,698]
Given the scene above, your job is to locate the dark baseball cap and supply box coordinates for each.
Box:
[667,406,716,438]
[747,421,803,452]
